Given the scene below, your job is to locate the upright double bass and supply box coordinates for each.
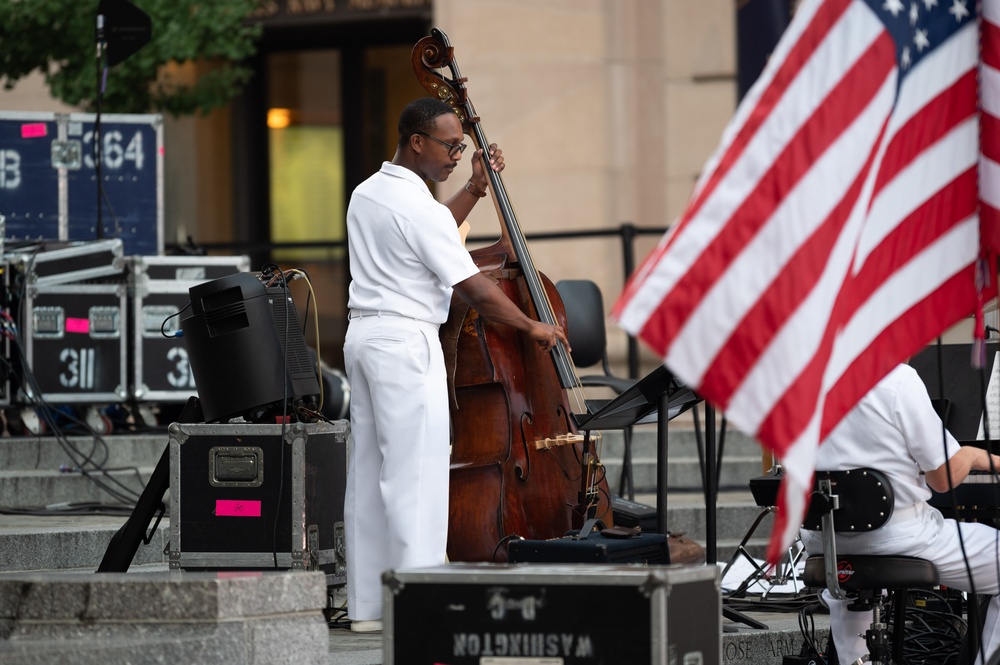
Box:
[412,29,614,562]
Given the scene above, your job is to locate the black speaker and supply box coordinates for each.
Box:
[180,272,320,423]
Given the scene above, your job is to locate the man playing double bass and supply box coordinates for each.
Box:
[342,97,569,632]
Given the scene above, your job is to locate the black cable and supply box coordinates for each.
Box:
[724,594,818,614]
[492,534,523,562]
[296,268,313,333]
[297,407,332,423]
[7,289,141,505]
[932,337,983,664]
[795,588,967,664]
[160,302,191,338]
[0,503,135,517]
[973,328,1000,635]
[893,589,967,664]
[795,600,828,664]
[269,268,293,569]
[326,604,350,630]
[100,185,124,240]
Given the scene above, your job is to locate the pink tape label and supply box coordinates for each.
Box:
[65,318,89,334]
[21,123,47,139]
[216,499,261,517]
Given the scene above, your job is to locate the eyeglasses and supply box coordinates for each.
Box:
[417,132,467,158]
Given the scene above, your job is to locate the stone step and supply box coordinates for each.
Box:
[0,434,168,472]
[0,523,763,577]
[0,426,764,457]
[0,513,170,573]
[0,431,763,477]
[0,495,777,575]
[0,570,330,664]
[598,425,766,460]
[656,495,773,545]
[597,426,768,493]
[602,454,763,494]
[0,468,153,509]
[0,433,767,508]
[625,492,775,562]
[0,457,764,513]
[0,433,778,572]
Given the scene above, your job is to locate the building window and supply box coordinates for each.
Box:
[267,49,344,262]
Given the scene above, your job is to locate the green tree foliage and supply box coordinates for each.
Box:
[0,0,263,116]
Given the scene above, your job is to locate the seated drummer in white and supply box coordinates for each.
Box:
[800,363,1000,665]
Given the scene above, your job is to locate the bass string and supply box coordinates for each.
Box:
[468,123,596,442]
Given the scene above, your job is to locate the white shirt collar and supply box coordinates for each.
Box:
[379,161,432,196]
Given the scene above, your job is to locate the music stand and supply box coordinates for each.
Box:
[909,341,999,440]
[574,366,768,630]
[574,365,698,536]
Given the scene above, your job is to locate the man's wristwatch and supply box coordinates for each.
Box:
[465,180,487,198]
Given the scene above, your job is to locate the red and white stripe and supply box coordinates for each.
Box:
[613,0,998,561]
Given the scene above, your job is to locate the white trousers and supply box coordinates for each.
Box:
[343,314,451,621]
[801,503,1000,664]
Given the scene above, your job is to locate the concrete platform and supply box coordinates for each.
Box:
[0,429,824,664]
[0,511,826,665]
[0,570,330,664]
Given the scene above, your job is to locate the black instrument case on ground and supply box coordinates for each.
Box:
[507,518,670,564]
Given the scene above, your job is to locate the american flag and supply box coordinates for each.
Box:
[613,0,1000,562]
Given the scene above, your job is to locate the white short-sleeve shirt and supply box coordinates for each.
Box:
[346,162,481,324]
[816,363,960,508]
